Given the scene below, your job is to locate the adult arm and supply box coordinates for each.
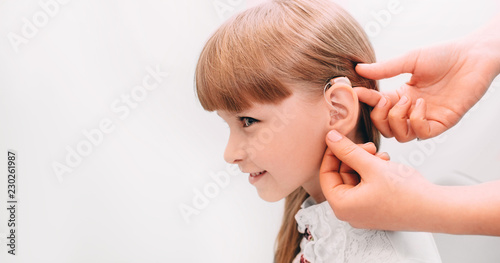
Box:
[320,130,500,235]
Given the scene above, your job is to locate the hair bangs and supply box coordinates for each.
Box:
[195,14,292,113]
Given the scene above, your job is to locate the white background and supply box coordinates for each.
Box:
[0,0,499,262]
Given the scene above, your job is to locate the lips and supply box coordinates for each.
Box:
[248,170,267,184]
[250,170,266,177]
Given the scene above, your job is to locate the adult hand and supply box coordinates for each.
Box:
[328,141,390,186]
[320,130,437,231]
[354,16,500,142]
[320,129,500,235]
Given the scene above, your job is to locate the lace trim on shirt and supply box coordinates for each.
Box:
[293,197,399,263]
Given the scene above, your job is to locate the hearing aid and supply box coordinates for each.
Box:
[323,76,352,110]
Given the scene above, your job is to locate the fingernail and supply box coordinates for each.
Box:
[377,96,387,108]
[332,76,351,86]
[397,96,408,105]
[327,130,342,142]
[356,63,369,68]
[416,98,423,106]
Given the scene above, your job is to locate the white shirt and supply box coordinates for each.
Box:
[292,197,442,263]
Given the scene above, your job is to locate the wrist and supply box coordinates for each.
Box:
[411,183,455,233]
[424,184,467,234]
[404,182,471,234]
[471,15,500,75]
[391,179,447,233]
[425,183,500,235]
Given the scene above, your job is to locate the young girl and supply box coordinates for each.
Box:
[195,0,442,262]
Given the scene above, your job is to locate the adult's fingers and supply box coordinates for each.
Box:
[338,143,377,186]
[409,98,431,139]
[354,88,394,138]
[353,87,400,107]
[319,147,343,196]
[338,166,360,186]
[360,142,376,155]
[338,150,390,186]
[376,152,390,161]
[409,98,451,140]
[354,87,381,107]
[355,50,420,80]
[370,94,394,138]
[324,130,381,176]
[388,95,416,142]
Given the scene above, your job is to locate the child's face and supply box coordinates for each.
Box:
[217,90,329,202]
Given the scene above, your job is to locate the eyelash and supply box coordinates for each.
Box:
[238,116,260,128]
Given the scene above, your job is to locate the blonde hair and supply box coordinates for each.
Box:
[195,0,379,262]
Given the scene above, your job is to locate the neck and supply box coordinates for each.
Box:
[301,171,326,203]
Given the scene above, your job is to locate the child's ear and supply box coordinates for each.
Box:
[324,78,359,135]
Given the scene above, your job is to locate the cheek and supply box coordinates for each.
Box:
[270,119,326,169]
[293,131,326,168]
[245,129,284,162]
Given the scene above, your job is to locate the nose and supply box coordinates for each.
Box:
[223,133,246,164]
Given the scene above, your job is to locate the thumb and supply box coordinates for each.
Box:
[356,50,420,80]
[324,130,381,176]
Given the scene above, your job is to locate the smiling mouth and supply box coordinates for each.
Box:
[248,170,267,184]
[250,170,266,177]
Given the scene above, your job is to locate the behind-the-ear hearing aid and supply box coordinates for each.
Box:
[323,76,352,109]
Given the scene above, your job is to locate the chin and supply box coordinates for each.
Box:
[257,190,287,203]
